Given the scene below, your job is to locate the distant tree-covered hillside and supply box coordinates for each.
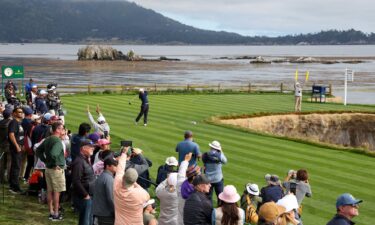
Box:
[0,0,248,44]
[0,0,374,45]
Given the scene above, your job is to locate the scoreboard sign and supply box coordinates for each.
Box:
[1,65,24,79]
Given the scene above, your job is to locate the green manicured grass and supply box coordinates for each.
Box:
[1,93,375,225]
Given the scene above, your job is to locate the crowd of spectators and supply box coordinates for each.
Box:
[0,79,363,225]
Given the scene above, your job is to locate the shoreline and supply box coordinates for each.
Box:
[1,56,374,105]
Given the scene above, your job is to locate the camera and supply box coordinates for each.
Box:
[289,182,297,195]
[103,130,109,139]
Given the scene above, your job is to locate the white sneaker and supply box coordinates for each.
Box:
[144,124,147,126]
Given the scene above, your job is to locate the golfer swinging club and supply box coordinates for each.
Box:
[133,88,149,126]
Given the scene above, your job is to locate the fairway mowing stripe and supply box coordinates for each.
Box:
[311,175,375,196]
[232,143,374,177]
[152,102,220,117]
[219,140,375,182]
[204,123,375,168]
[192,132,335,167]
[61,94,375,225]
[67,103,374,179]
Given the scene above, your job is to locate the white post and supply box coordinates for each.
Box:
[344,69,354,106]
[344,68,348,106]
[352,70,355,82]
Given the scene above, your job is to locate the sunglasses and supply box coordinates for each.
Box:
[16,111,24,114]
[345,204,359,208]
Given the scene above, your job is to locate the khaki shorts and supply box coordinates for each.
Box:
[45,168,66,192]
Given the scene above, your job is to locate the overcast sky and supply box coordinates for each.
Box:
[129,0,374,37]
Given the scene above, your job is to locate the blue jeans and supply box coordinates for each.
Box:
[208,179,224,205]
[74,196,93,225]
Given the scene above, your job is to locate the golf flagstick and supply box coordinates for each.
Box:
[305,71,309,82]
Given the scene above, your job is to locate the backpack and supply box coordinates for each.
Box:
[137,157,153,189]
[156,165,167,185]
[244,195,259,224]
[28,170,43,195]
[24,122,37,155]
[34,138,46,170]
[202,151,221,164]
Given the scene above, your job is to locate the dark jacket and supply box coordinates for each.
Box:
[326,214,355,225]
[260,185,284,203]
[130,155,152,189]
[0,118,12,149]
[71,154,95,198]
[31,123,50,147]
[139,91,148,105]
[183,191,213,225]
[156,164,176,185]
[35,97,48,114]
[47,93,61,110]
[70,134,85,162]
[125,154,149,176]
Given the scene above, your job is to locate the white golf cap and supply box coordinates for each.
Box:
[139,88,144,92]
[97,115,106,122]
[246,183,260,196]
[165,156,178,166]
[209,140,222,151]
[143,199,155,208]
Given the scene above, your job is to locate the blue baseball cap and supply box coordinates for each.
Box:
[80,139,95,148]
[336,193,363,208]
[2,109,12,119]
[43,113,52,121]
[23,107,33,116]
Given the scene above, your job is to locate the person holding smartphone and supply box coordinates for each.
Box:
[282,169,312,216]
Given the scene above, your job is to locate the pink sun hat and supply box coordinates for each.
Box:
[218,185,241,203]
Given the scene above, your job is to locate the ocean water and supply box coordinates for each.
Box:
[2,44,375,59]
[0,44,374,104]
